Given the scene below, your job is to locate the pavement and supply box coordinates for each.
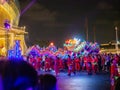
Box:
[38,71,111,90]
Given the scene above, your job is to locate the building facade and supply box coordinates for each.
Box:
[0,0,27,56]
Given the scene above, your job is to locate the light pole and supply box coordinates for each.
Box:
[85,16,88,41]
[4,20,10,56]
[93,25,96,43]
[115,26,119,53]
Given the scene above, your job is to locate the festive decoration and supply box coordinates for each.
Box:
[48,42,57,52]
[64,38,81,51]
[64,38,100,55]
[25,39,100,60]
[25,45,41,56]
[4,20,10,29]
[8,40,22,60]
[14,40,22,59]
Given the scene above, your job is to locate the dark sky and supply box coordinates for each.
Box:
[19,0,120,47]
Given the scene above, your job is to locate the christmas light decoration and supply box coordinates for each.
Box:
[8,40,22,60]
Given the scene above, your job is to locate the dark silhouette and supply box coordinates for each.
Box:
[115,77,120,90]
[0,59,38,90]
[38,74,57,90]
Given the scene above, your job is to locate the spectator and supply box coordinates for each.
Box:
[38,74,57,90]
[0,59,38,90]
[115,77,120,90]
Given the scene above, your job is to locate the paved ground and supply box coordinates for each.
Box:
[38,71,111,90]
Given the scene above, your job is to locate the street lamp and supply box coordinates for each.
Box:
[4,20,10,56]
[115,26,119,53]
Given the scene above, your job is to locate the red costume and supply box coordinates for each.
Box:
[54,57,60,76]
[67,57,75,76]
[82,56,87,71]
[75,57,80,71]
[86,56,92,74]
[110,61,118,78]
[110,60,118,90]
[59,58,64,70]
[45,57,50,71]
[36,56,42,70]
[91,56,98,74]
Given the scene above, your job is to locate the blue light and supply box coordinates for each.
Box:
[8,40,22,60]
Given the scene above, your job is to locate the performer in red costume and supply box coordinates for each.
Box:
[54,56,60,76]
[45,56,50,72]
[86,55,92,75]
[67,55,75,76]
[110,59,119,90]
[91,56,98,74]
[82,55,87,71]
[28,55,37,69]
[75,57,80,71]
[111,60,118,78]
[59,57,64,71]
[36,56,42,71]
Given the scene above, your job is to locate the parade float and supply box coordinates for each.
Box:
[63,38,100,55]
[0,0,27,56]
[25,42,58,57]
[25,38,100,59]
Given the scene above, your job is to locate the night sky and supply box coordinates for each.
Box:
[19,0,120,47]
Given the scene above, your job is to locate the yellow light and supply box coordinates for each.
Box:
[0,1,20,26]
[1,46,6,55]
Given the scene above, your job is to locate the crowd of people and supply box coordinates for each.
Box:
[0,52,120,90]
[0,59,57,90]
[26,52,120,76]
[0,41,120,90]
[25,51,120,90]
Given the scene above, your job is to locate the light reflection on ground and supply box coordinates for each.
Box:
[38,71,110,90]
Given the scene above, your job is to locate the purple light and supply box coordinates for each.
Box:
[20,0,37,16]
[4,20,10,29]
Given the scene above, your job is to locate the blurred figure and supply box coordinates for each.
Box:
[38,74,57,90]
[92,56,98,74]
[115,77,120,90]
[74,57,80,71]
[54,56,60,76]
[45,56,51,72]
[111,60,118,79]
[0,59,38,90]
[86,55,92,75]
[110,60,119,90]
